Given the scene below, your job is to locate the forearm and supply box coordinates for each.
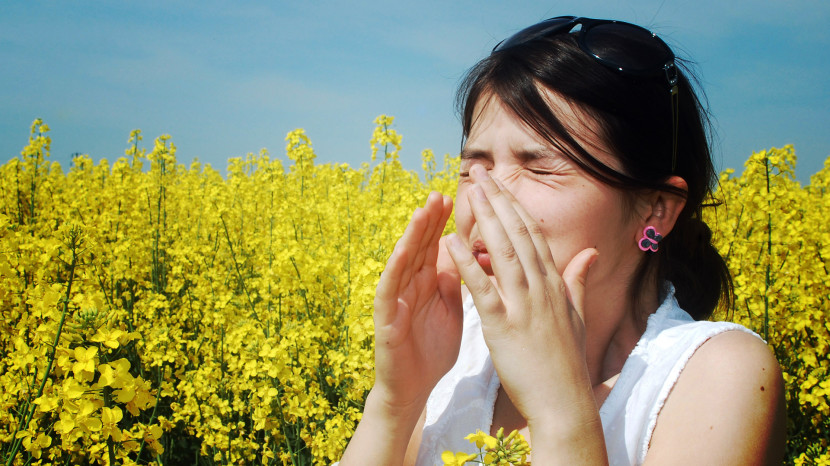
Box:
[339,387,425,466]
[527,400,608,465]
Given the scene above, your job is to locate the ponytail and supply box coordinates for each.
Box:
[660,215,733,320]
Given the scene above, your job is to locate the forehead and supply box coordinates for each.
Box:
[466,89,622,170]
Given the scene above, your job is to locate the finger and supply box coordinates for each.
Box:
[445,233,504,318]
[399,193,443,288]
[416,195,457,310]
[561,248,599,322]
[374,242,410,328]
[421,194,453,272]
[436,234,459,280]
[470,166,548,282]
[379,205,430,304]
[410,192,445,275]
[491,177,558,279]
[467,170,529,290]
[436,235,463,315]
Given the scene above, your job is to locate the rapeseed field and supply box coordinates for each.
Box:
[0,117,827,464]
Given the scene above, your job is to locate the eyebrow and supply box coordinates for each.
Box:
[460,146,558,162]
[460,148,491,161]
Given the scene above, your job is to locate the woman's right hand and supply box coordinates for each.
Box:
[372,191,462,412]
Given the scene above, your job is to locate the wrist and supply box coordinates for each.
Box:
[527,398,607,465]
[339,387,427,465]
[364,385,429,427]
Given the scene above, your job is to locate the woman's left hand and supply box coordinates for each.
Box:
[445,164,603,447]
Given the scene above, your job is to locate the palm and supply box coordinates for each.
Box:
[373,193,462,407]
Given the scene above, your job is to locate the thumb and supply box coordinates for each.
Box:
[437,235,460,279]
[561,248,599,321]
[437,236,462,310]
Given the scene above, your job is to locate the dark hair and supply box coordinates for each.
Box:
[456,27,732,320]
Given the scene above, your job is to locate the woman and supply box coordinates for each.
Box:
[339,16,785,465]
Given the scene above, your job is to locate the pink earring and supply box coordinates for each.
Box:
[638,226,663,252]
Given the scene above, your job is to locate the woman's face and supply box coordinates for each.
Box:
[455,92,644,287]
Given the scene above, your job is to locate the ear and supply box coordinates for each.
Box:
[639,176,688,238]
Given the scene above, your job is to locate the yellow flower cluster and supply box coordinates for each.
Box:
[0,119,826,464]
[706,146,830,464]
[442,428,530,466]
[369,114,402,163]
[0,117,456,464]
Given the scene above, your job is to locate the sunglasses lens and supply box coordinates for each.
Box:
[494,16,575,52]
[582,23,673,74]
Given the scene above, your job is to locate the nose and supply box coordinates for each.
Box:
[484,165,519,195]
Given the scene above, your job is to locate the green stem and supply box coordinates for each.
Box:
[267,189,275,339]
[289,257,311,319]
[219,214,258,320]
[135,367,163,462]
[273,389,299,466]
[379,125,388,206]
[29,147,39,224]
[15,161,23,225]
[763,155,772,342]
[102,387,117,466]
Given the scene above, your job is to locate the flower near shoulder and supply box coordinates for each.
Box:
[441,450,478,465]
[442,428,531,465]
[465,430,498,449]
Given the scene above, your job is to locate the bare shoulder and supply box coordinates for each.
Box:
[645,330,786,465]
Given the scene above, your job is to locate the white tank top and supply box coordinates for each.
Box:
[416,286,759,465]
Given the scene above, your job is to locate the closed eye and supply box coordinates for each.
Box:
[527,167,563,177]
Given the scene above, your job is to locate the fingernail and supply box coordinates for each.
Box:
[471,164,490,180]
[588,250,599,269]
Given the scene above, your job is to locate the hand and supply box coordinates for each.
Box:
[445,165,599,429]
[372,191,463,412]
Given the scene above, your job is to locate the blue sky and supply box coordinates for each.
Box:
[2,1,828,182]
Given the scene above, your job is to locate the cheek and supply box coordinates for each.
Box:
[517,195,558,231]
[522,200,600,250]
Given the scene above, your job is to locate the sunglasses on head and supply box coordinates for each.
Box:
[494,16,679,172]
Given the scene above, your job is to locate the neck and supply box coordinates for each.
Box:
[583,279,659,386]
